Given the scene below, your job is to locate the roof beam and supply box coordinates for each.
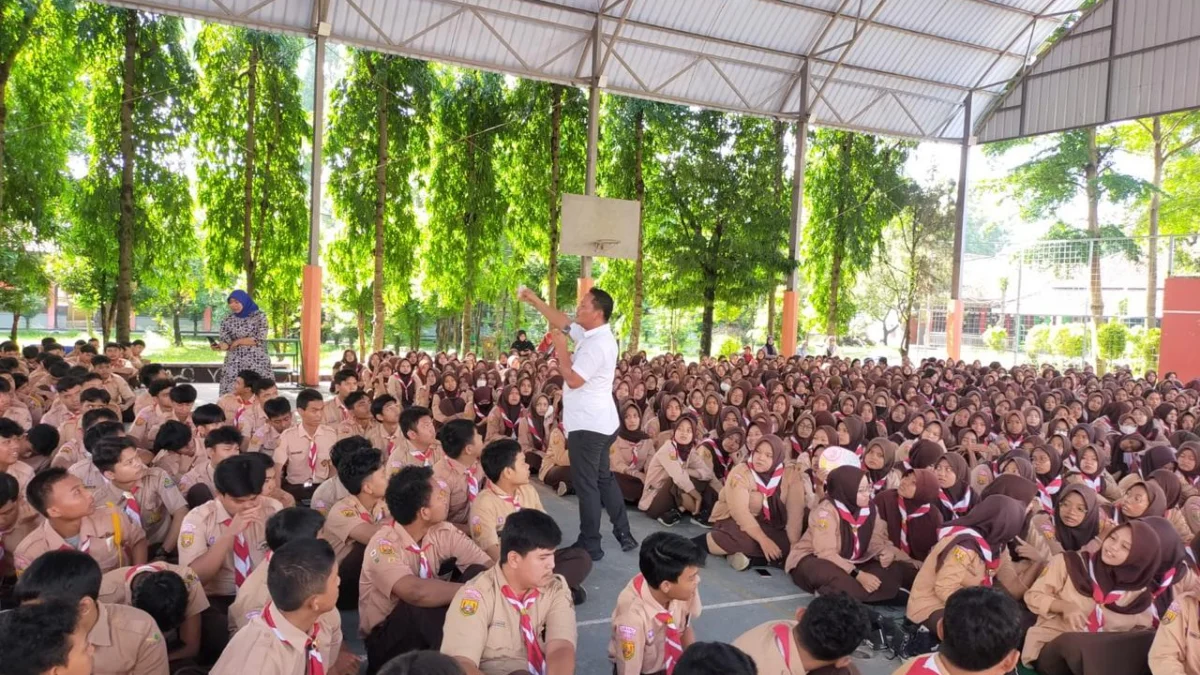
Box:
[813,0,891,106]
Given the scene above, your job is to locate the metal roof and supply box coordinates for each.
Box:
[90,0,1088,142]
[978,0,1200,142]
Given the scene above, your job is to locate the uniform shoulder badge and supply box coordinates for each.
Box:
[460,588,482,616]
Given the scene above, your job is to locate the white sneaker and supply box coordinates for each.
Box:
[728,552,751,571]
[556,482,569,497]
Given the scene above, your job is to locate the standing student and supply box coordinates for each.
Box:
[0,598,97,675]
[274,388,337,502]
[441,509,578,675]
[321,441,390,609]
[732,593,870,675]
[891,586,1023,675]
[432,419,486,529]
[609,532,705,675]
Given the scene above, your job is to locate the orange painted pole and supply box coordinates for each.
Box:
[947,92,972,362]
[781,64,809,358]
[300,14,328,387]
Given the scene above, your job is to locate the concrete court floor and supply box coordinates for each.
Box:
[191,383,899,675]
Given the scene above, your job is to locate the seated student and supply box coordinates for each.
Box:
[609,531,705,674]
[863,438,902,495]
[237,376,280,441]
[892,586,1023,675]
[274,388,337,502]
[538,424,573,496]
[0,417,34,496]
[1035,482,1103,557]
[180,425,244,506]
[66,417,124,490]
[874,468,943,583]
[23,422,59,472]
[227,508,357,674]
[15,550,168,675]
[484,385,523,443]
[216,370,260,428]
[933,452,976,520]
[517,392,553,474]
[1151,562,1200,673]
[442,509,578,675]
[248,396,294,456]
[0,472,29,604]
[310,436,359,515]
[0,598,96,675]
[40,374,83,447]
[178,455,281,605]
[433,419,486,529]
[247,451,296,508]
[212,539,345,675]
[359,465,494,672]
[321,440,390,609]
[86,436,188,556]
[378,650,466,675]
[0,375,33,429]
[702,434,807,572]
[611,399,655,503]
[366,394,404,455]
[325,368,360,426]
[640,415,717,527]
[337,390,377,438]
[128,380,175,450]
[131,363,171,415]
[732,593,870,675]
[157,383,199,444]
[469,439,592,603]
[674,643,756,675]
[386,405,445,474]
[91,355,135,421]
[150,420,199,482]
[17,468,148,574]
[54,386,110,457]
[1022,521,1159,672]
[101,342,137,380]
[99,561,209,664]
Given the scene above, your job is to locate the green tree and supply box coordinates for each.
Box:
[326,50,433,352]
[803,129,909,336]
[1096,319,1128,368]
[0,246,47,339]
[194,26,308,305]
[74,6,195,342]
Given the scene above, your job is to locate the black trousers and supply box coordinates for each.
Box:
[567,429,631,554]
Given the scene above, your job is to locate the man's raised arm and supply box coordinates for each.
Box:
[518,287,572,332]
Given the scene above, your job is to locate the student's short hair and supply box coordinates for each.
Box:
[214,454,264,497]
[67,366,92,380]
[333,369,359,387]
[77,344,96,355]
[265,507,326,551]
[27,423,59,457]
[14,549,102,603]
[344,390,369,410]
[139,363,167,387]
[0,341,14,352]
[480,439,522,484]
[92,436,138,473]
[130,570,189,632]
[205,425,243,449]
[376,651,466,675]
[335,441,384,495]
[79,387,111,405]
[153,420,192,453]
[268,539,336,612]
[251,377,278,395]
[797,594,871,662]
[236,370,261,387]
[940,586,1023,671]
[9,372,25,389]
[83,420,124,453]
[41,337,57,347]
[673,643,756,675]
[0,472,19,507]
[0,356,17,371]
[46,361,70,378]
[148,379,174,397]
[244,449,275,474]
[21,344,38,360]
[499,509,561,561]
[0,599,85,675]
[54,374,83,392]
[0,378,10,394]
[263,396,292,419]
[0,417,22,438]
[169,383,197,404]
[639,532,706,589]
[588,287,615,321]
[91,355,111,367]
[400,406,432,437]
[81,408,119,432]
[103,342,122,352]
[296,388,323,410]
[132,339,145,347]
[437,419,477,460]
[371,394,397,419]
[192,403,225,427]
[386,465,434,526]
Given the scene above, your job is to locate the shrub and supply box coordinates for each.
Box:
[1024,325,1052,359]
[1096,320,1129,365]
[717,336,742,358]
[1052,325,1087,360]
[1129,327,1161,374]
[982,326,1008,352]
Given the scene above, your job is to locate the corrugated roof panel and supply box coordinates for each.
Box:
[663,58,743,110]
[627,0,827,55]
[1116,0,1200,55]
[978,106,1021,142]
[1111,41,1200,120]
[847,25,1010,88]
[874,0,1031,53]
[1024,61,1106,135]
[1031,26,1110,74]
[1071,0,1112,34]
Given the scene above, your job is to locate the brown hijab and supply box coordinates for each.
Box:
[908,440,944,470]
[1142,516,1186,618]
[935,494,1026,572]
[617,399,650,444]
[1054,483,1101,552]
[1063,522,1160,616]
[750,434,789,525]
[864,439,898,491]
[1117,480,1168,523]
[1149,468,1183,510]
[824,466,876,561]
[876,468,942,561]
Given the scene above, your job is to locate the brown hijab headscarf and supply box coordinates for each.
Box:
[908,440,944,470]
[1063,522,1160,617]
[1054,483,1101,552]
[864,439,898,492]
[935,494,1026,573]
[824,466,876,561]
[749,434,788,525]
[876,468,942,561]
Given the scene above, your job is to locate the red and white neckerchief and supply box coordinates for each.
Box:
[707,440,731,474]
[771,623,793,670]
[304,433,320,483]
[749,464,785,522]
[234,398,252,425]
[60,537,91,554]
[338,400,350,422]
[1149,567,1178,626]
[897,500,932,555]
[1086,557,1127,632]
[1182,471,1200,489]
[501,586,546,675]
[937,526,997,586]
[832,500,871,560]
[1081,472,1104,492]
[1036,476,1063,512]
[494,485,522,511]
[221,518,253,587]
[452,460,479,502]
[632,575,682,674]
[790,437,804,456]
[526,417,545,448]
[853,444,865,458]
[1006,434,1025,449]
[123,487,143,527]
[409,446,432,467]
[357,504,384,525]
[261,602,324,675]
[868,471,890,495]
[907,653,945,675]
[407,542,433,579]
[503,410,520,438]
[939,488,972,517]
[125,563,162,582]
[629,440,642,470]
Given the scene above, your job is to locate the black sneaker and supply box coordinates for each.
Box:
[658,509,683,527]
[889,622,938,660]
[693,509,714,529]
[616,531,639,552]
[570,586,588,605]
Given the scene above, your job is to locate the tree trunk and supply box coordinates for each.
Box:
[826,247,843,337]
[172,307,183,347]
[1085,126,1105,373]
[547,85,563,309]
[460,300,473,356]
[10,312,19,341]
[356,309,366,362]
[0,57,11,219]
[1146,116,1164,330]
[900,295,915,359]
[700,280,716,357]
[372,64,389,352]
[241,42,259,295]
[115,10,138,344]
[629,107,646,353]
[766,120,787,342]
[105,300,117,344]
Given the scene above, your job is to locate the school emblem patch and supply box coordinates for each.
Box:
[621,640,636,661]
[180,533,194,548]
[342,509,357,518]
[460,589,482,616]
[378,540,395,557]
[1164,602,1180,625]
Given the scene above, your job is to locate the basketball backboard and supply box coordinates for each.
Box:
[560,193,641,261]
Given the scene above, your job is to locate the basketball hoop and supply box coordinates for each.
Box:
[589,239,620,254]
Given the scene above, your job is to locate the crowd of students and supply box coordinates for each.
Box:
[0,336,1197,675]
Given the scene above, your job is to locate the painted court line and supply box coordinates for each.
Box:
[576,593,809,627]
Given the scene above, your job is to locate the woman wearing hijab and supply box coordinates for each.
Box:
[1022,521,1160,674]
[611,399,655,504]
[537,423,573,497]
[213,290,273,395]
[863,438,901,495]
[1148,468,1196,542]
[703,435,807,572]
[644,393,683,440]
[517,392,552,474]
[875,468,942,581]
[1032,483,1102,557]
[1066,443,1123,503]
[1031,445,1065,513]
[484,385,523,442]
[785,466,904,604]
[836,415,867,457]
[638,416,717,526]
[331,349,364,393]
[431,371,471,427]
[933,453,976,521]
[1107,478,1167,528]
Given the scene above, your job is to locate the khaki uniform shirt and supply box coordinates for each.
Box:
[638,441,717,512]
[50,437,87,470]
[336,418,377,440]
[128,405,170,449]
[732,620,809,675]
[905,536,1006,625]
[0,519,36,578]
[2,460,38,526]
[212,604,337,675]
[323,397,353,426]
[609,573,702,675]
[310,477,350,515]
[177,497,281,597]
[610,436,654,477]
[14,504,147,575]
[178,460,216,497]
[468,483,544,554]
[441,565,578,675]
[217,394,256,429]
[99,562,209,618]
[274,424,338,486]
[784,499,895,573]
[151,441,206,482]
[365,423,404,456]
[73,467,185,546]
[358,521,494,635]
[386,438,445,477]
[433,457,485,525]
[1149,593,1200,675]
[248,422,286,455]
[236,402,269,441]
[100,376,135,411]
[227,554,343,665]
[91,602,169,675]
[321,495,390,563]
[1,404,32,430]
[710,463,807,543]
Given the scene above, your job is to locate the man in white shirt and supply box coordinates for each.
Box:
[519,286,638,561]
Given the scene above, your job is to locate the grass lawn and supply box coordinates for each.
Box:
[11,329,346,368]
